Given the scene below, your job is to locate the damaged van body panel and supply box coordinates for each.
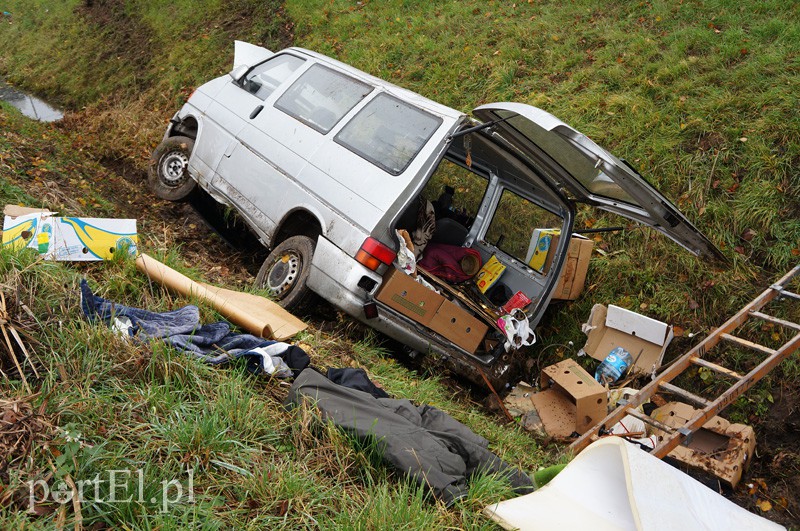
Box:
[150,42,723,388]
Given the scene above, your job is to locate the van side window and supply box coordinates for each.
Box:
[335,93,443,175]
[241,54,305,101]
[485,188,564,270]
[275,64,372,134]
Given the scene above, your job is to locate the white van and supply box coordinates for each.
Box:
[149,42,723,387]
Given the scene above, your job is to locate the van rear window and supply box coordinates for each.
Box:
[275,64,372,134]
[335,94,442,175]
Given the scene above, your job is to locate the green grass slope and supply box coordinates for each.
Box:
[0,0,799,527]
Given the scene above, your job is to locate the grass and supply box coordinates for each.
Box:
[1,0,799,527]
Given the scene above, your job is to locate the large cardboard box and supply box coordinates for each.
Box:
[545,233,593,301]
[428,299,489,354]
[579,304,674,376]
[376,267,444,326]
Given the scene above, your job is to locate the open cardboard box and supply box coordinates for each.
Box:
[579,304,674,376]
[650,402,755,487]
[504,359,607,439]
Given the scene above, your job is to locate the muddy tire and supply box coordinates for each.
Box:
[256,235,316,312]
[148,135,197,201]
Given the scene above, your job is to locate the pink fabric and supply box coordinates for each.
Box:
[418,243,482,283]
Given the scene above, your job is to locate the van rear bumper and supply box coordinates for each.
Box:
[308,237,515,388]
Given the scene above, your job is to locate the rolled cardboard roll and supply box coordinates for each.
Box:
[135,253,306,341]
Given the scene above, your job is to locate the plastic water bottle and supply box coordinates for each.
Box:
[595,347,633,384]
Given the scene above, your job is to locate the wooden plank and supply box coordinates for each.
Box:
[720,333,777,356]
[626,408,676,434]
[749,311,800,332]
[690,357,743,380]
[658,381,712,408]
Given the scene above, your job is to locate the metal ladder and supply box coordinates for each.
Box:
[570,264,800,458]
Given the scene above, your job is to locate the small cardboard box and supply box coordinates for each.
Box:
[528,359,608,438]
[428,299,489,354]
[2,207,137,261]
[579,304,674,376]
[475,254,506,294]
[650,402,755,487]
[544,233,593,301]
[376,267,444,326]
[525,228,559,272]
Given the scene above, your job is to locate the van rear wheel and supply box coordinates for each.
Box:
[148,135,197,201]
[256,235,316,312]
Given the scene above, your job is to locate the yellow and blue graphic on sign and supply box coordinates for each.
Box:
[526,228,560,273]
[1,216,38,250]
[2,212,137,261]
[59,217,138,260]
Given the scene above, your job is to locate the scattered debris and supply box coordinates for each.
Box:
[0,291,42,392]
[504,359,607,439]
[0,395,53,509]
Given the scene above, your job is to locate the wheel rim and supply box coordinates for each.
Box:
[266,252,301,297]
[159,150,189,186]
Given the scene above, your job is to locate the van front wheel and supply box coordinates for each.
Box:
[256,235,316,311]
[148,135,197,201]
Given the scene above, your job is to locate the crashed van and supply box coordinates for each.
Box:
[149,42,723,387]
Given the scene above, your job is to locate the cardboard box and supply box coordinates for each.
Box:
[376,267,444,326]
[650,402,755,487]
[579,304,674,376]
[508,359,607,438]
[525,228,559,272]
[544,234,593,300]
[2,207,137,261]
[428,299,489,354]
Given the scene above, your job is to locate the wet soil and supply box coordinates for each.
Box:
[732,384,800,526]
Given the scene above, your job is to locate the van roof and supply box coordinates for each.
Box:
[289,47,466,122]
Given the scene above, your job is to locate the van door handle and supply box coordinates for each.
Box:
[249,105,264,119]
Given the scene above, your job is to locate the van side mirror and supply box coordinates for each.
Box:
[229,65,249,83]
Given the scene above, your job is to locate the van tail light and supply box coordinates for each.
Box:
[356,237,396,271]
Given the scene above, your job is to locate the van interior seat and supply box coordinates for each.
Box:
[431,217,468,246]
